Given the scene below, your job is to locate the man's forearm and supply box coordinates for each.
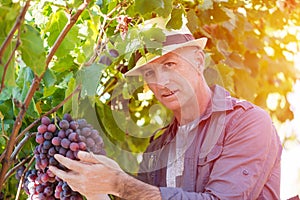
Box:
[117,172,162,200]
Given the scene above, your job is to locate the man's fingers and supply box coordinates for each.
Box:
[48,166,70,181]
[77,151,100,164]
[54,154,86,172]
[78,151,120,170]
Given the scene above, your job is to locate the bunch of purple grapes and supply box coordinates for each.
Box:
[20,114,105,199]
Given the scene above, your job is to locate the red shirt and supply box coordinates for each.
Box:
[138,85,282,199]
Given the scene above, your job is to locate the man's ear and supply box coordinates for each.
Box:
[194,48,205,70]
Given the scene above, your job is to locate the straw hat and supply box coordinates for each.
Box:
[125,17,207,76]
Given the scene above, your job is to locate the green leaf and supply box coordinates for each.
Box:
[45,10,79,58]
[51,55,78,73]
[63,77,76,114]
[26,99,39,119]
[0,87,12,102]
[95,0,103,7]
[233,69,258,102]
[156,0,173,18]
[166,7,184,30]
[20,24,46,76]
[77,63,105,97]
[43,86,57,98]
[95,98,125,141]
[134,0,164,15]
[0,136,6,153]
[43,69,57,87]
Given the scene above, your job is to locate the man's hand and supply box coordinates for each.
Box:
[49,151,124,198]
[49,151,162,200]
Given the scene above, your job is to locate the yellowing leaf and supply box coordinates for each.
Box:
[20,24,46,76]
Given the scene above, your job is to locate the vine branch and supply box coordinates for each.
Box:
[85,0,126,66]
[44,0,91,73]
[0,38,21,93]
[0,0,30,64]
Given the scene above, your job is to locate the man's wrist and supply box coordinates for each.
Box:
[115,171,161,200]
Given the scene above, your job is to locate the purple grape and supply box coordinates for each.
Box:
[78,142,87,151]
[36,133,45,144]
[41,116,51,125]
[78,135,86,143]
[109,49,119,57]
[51,137,61,146]
[63,113,72,122]
[66,150,75,159]
[40,158,49,169]
[59,148,67,156]
[59,120,70,130]
[58,130,66,138]
[69,142,79,152]
[65,129,73,137]
[99,55,112,66]
[43,140,52,150]
[36,184,44,193]
[37,124,48,134]
[68,132,79,142]
[47,124,56,133]
[86,137,95,147]
[49,157,59,166]
[61,138,71,149]
[44,186,53,196]
[69,121,79,131]
[39,153,47,160]
[77,119,87,128]
[44,132,53,140]
[48,147,57,156]
[90,129,99,139]
[81,127,91,137]
[38,192,47,199]
[41,173,50,183]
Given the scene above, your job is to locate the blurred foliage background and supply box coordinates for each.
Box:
[0,0,300,199]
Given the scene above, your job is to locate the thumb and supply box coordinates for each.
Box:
[77,151,99,164]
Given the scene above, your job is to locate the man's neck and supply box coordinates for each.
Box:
[175,84,212,125]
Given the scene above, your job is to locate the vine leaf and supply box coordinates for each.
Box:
[77,63,105,97]
[166,7,184,30]
[134,0,164,15]
[20,24,46,76]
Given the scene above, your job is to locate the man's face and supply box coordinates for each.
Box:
[141,47,203,112]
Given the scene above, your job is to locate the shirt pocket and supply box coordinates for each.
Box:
[196,144,223,192]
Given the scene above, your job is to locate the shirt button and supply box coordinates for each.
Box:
[242,169,249,175]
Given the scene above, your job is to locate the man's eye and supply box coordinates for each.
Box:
[144,70,155,77]
[164,62,176,68]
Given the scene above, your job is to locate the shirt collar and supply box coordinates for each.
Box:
[200,85,233,121]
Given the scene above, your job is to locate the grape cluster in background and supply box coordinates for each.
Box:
[15,114,106,200]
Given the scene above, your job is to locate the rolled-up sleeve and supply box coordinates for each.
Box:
[159,106,281,200]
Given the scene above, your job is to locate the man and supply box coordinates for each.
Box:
[49,17,282,200]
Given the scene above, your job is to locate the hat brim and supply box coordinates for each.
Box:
[125,37,208,77]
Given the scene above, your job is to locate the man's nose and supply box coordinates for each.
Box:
[155,71,170,87]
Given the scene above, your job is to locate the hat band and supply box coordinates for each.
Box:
[163,34,195,46]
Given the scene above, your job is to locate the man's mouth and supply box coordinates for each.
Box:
[162,90,178,97]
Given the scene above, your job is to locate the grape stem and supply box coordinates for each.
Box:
[10,132,36,163]
[0,0,90,190]
[15,156,35,200]
[85,0,130,66]
[3,155,33,184]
